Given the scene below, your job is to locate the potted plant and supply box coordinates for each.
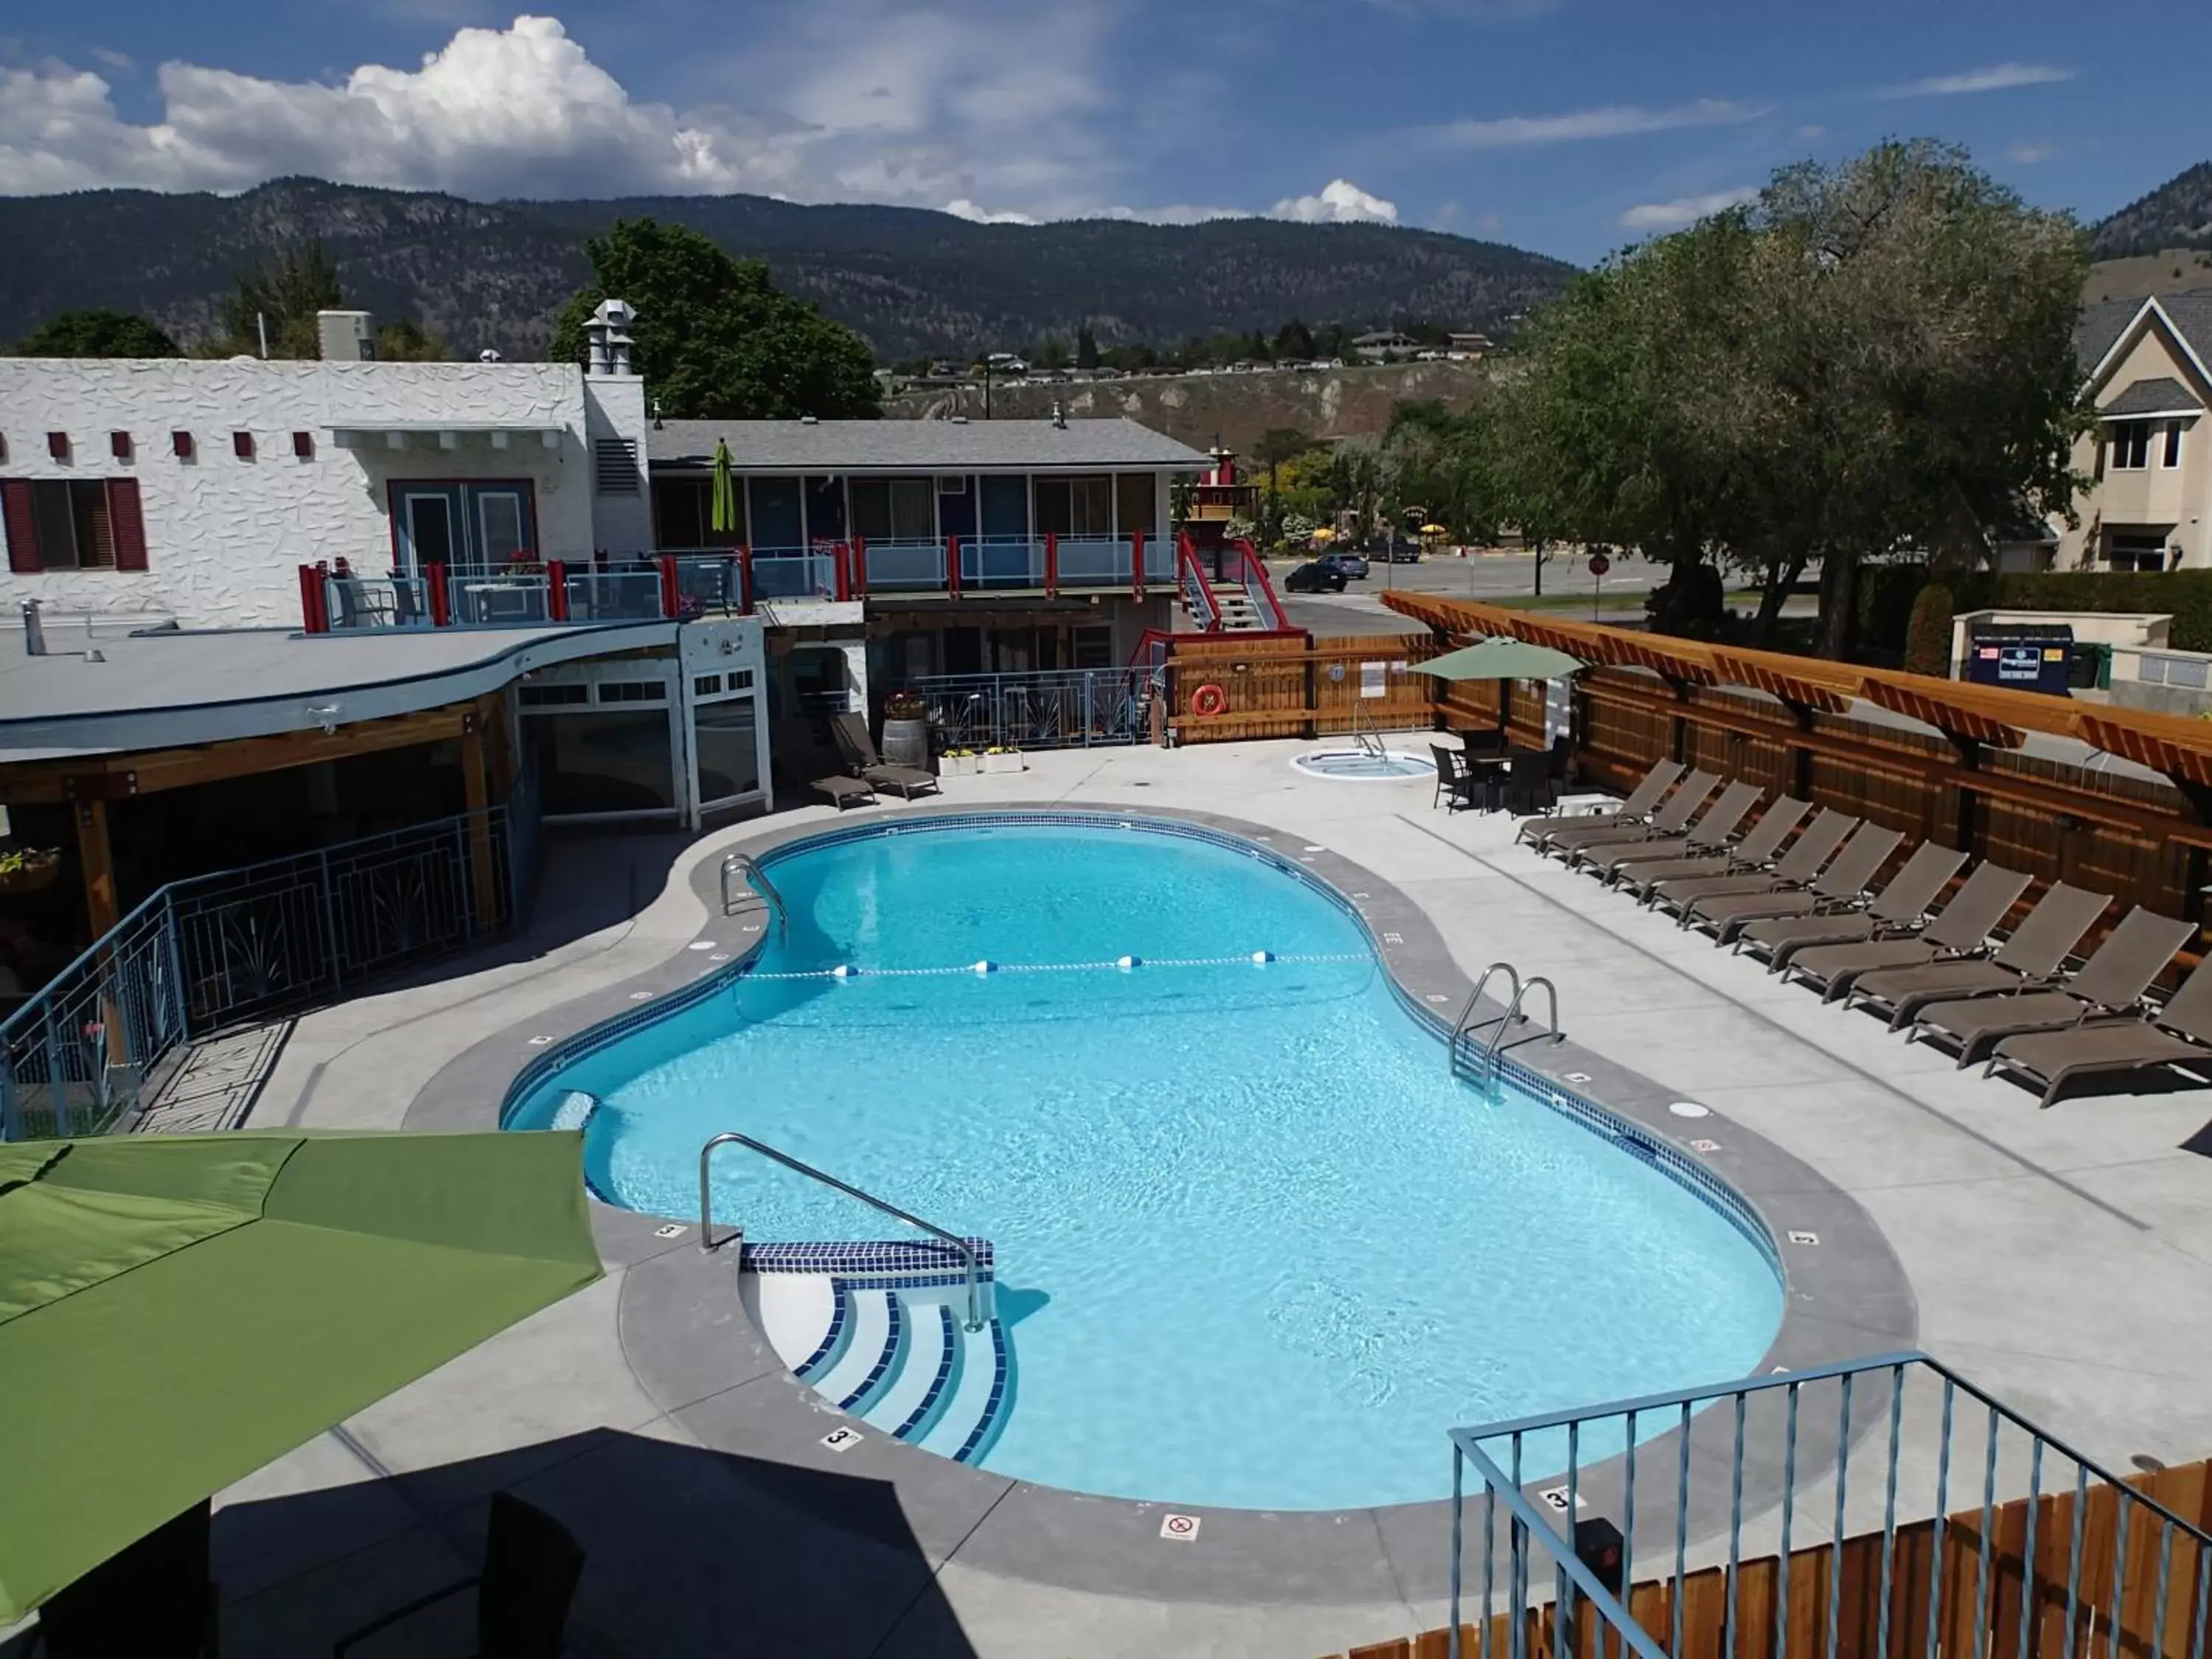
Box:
[0,846,61,896]
[940,747,980,777]
[981,745,1023,775]
[880,691,932,770]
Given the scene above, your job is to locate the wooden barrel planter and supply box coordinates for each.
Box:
[880,717,931,770]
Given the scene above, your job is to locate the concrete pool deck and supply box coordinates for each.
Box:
[156,740,2212,1658]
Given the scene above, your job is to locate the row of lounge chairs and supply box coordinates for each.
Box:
[1512,759,2212,1108]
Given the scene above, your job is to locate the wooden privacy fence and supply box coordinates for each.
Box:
[1322,1458,2212,1659]
[1164,633,1444,744]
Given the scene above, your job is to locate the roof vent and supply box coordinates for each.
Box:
[1051,400,1067,429]
[800,414,819,425]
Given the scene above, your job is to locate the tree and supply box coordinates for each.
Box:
[1076,324,1099,370]
[375,319,449,361]
[1252,425,1314,542]
[1034,335,1071,372]
[16,309,180,358]
[549,219,880,419]
[218,240,344,358]
[1275,318,1316,360]
[1903,584,1956,676]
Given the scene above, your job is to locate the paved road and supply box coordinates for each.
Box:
[1262,551,1669,635]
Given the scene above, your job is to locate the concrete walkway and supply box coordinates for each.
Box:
[195,740,2212,1658]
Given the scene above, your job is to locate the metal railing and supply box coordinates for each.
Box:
[698,1131,986,1330]
[0,809,518,1141]
[1445,1351,2212,1659]
[901,667,1161,751]
[1450,964,1562,1088]
[720,853,787,942]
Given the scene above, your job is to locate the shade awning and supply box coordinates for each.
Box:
[327,421,565,451]
[0,1130,603,1621]
[1416,637,1587,681]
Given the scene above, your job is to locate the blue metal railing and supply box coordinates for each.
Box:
[1445,1351,2212,1659]
[0,809,518,1141]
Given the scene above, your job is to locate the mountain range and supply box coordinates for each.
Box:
[2089,161,2212,260]
[0,178,1576,364]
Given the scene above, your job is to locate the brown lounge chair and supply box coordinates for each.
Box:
[1617,796,1812,902]
[1844,881,2111,1029]
[1648,807,1854,925]
[1781,860,2033,1000]
[1516,759,1682,852]
[1904,908,2197,1065]
[813,775,877,810]
[1677,821,1899,942]
[1733,841,1967,968]
[832,712,942,799]
[1535,770,1721,863]
[1585,780,1764,881]
[1988,959,2212,1107]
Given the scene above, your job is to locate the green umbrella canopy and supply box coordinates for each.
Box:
[1416,636,1587,681]
[710,438,740,535]
[0,1130,602,1621]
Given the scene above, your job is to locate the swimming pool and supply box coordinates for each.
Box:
[512,816,1783,1510]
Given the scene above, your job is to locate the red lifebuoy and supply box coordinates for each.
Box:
[1190,684,1228,718]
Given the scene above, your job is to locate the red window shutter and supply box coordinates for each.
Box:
[107,479,148,571]
[233,431,254,460]
[111,431,133,461]
[173,431,194,459]
[2,479,41,573]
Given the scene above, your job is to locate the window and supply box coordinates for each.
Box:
[2110,420,2152,470]
[849,477,936,540]
[693,674,723,695]
[525,711,676,816]
[2107,532,2171,573]
[1033,475,1113,536]
[46,434,69,462]
[2163,420,2187,470]
[597,680,667,703]
[1,479,147,572]
[518,684,588,706]
[1115,473,1158,537]
[594,437,640,495]
[694,697,761,804]
[109,432,132,461]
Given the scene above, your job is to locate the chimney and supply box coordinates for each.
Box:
[317,310,376,362]
[585,299,637,376]
[21,599,46,657]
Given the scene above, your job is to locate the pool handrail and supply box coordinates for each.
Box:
[698,1130,986,1332]
[1451,962,1522,1073]
[720,852,787,942]
[1479,975,1562,1087]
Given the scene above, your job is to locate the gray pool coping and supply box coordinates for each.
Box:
[404,801,1914,1607]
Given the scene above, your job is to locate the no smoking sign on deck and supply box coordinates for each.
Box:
[1160,1512,1201,1543]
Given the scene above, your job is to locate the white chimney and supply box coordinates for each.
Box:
[317,310,376,362]
[585,299,637,376]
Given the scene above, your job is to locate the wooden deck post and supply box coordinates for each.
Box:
[459,713,501,931]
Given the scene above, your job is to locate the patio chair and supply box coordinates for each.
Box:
[1844,881,2112,1029]
[1500,749,1552,818]
[813,775,877,810]
[1582,779,1762,881]
[1902,907,2197,1065]
[1733,841,1968,969]
[1646,807,1856,927]
[334,1492,585,1659]
[1613,796,1812,902]
[1544,734,1573,807]
[1780,860,2034,1000]
[1431,745,1480,813]
[832,712,941,800]
[1987,958,2212,1107]
[1530,769,1719,861]
[1515,759,1683,852]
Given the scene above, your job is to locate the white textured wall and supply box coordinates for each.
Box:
[0,358,606,628]
[583,375,654,557]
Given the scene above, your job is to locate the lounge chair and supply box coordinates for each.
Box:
[1675,820,1899,942]
[1845,881,2111,1029]
[813,775,877,810]
[1734,841,1968,968]
[1781,860,2034,1000]
[1515,759,1683,852]
[832,712,941,799]
[1533,770,1720,863]
[1615,796,1811,901]
[1988,959,2212,1107]
[1583,779,1763,881]
[1903,908,2197,1065]
[1646,807,1854,926]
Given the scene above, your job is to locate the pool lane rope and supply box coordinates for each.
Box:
[742,951,1368,981]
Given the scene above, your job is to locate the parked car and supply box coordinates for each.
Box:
[1318,552,1370,580]
[1372,538,1423,563]
[1284,560,1350,594]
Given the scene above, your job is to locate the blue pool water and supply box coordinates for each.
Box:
[515,819,1783,1510]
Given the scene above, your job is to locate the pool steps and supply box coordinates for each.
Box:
[743,1270,1009,1462]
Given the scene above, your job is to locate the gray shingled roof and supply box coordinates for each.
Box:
[2079,293,2212,378]
[2101,376,2206,418]
[647,417,1210,470]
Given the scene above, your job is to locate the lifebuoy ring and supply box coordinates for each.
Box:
[1190,684,1229,718]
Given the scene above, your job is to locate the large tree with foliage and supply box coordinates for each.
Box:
[215,240,344,358]
[16,309,179,358]
[549,219,879,419]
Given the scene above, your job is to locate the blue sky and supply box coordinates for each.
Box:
[1,0,2203,264]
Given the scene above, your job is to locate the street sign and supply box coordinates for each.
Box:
[1587,552,1612,577]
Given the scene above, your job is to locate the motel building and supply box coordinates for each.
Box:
[0,304,1232,985]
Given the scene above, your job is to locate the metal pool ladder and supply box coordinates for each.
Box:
[698,1131,986,1332]
[1450,961,1563,1089]
[720,852,787,942]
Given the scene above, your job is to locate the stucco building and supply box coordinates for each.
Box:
[2053,294,2212,572]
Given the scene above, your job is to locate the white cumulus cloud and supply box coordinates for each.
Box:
[1419,98,1769,151]
[1619,187,1759,232]
[1882,63,2073,98]
[1270,178,1399,225]
[944,198,1038,225]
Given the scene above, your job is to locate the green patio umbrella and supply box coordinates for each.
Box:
[0,1129,603,1621]
[710,437,740,535]
[1414,636,1587,682]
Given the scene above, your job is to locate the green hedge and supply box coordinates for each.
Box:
[1857,566,2212,654]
